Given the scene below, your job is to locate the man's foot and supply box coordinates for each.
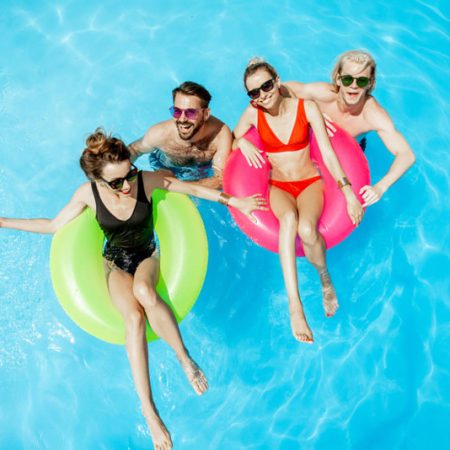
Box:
[178,355,209,395]
[320,270,339,317]
[288,301,314,344]
[142,408,173,450]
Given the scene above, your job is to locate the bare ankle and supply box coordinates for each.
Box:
[142,403,159,420]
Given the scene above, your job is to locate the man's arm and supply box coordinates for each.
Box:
[185,124,233,189]
[128,122,168,163]
[283,81,336,102]
[360,101,416,206]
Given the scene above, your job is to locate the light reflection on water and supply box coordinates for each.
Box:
[0,1,449,449]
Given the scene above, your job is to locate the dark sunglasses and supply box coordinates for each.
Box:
[339,74,371,88]
[101,164,138,190]
[247,78,275,100]
[169,106,203,120]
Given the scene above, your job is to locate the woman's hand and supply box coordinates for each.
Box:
[360,184,385,207]
[238,139,266,168]
[342,187,364,226]
[229,194,269,223]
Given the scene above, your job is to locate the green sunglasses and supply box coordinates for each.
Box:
[339,74,371,88]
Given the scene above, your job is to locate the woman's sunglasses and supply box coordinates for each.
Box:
[169,106,202,120]
[339,75,371,88]
[247,78,275,100]
[101,164,138,190]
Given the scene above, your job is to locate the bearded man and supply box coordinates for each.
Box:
[129,81,232,188]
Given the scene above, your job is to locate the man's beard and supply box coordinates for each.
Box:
[176,118,204,141]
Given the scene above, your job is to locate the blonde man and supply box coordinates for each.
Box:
[283,50,415,207]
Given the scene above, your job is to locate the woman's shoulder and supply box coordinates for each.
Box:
[243,102,258,119]
[74,181,96,205]
[75,181,94,197]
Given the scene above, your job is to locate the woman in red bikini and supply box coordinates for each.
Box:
[234,58,364,344]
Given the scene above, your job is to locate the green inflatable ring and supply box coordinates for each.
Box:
[50,189,208,345]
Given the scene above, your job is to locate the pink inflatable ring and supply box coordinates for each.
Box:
[223,126,370,256]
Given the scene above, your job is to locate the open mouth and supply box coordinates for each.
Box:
[346,91,360,100]
[177,122,193,133]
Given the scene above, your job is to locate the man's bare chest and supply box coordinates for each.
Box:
[162,141,216,165]
[319,102,371,137]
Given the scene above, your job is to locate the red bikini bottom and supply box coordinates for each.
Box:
[269,175,322,198]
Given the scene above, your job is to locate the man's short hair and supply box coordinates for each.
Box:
[172,81,212,108]
[331,50,377,94]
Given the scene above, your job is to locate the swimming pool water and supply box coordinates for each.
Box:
[1,1,449,449]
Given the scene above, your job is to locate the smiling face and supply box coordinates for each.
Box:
[336,61,373,107]
[173,92,210,140]
[245,68,280,110]
[100,160,137,196]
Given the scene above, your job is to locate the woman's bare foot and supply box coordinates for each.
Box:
[142,408,173,450]
[178,355,209,395]
[288,301,314,344]
[319,270,339,317]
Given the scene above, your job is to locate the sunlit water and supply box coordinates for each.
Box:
[1,1,449,449]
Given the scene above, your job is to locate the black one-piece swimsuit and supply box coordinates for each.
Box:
[91,171,156,275]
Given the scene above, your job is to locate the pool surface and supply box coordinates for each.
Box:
[1,1,449,449]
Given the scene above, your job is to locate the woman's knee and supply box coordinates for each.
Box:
[133,281,158,308]
[298,220,319,246]
[124,308,146,332]
[279,210,298,230]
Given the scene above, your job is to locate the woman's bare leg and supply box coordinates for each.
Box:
[270,186,313,343]
[108,269,172,450]
[133,256,208,395]
[296,181,338,317]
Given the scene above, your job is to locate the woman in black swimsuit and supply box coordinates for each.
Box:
[0,129,266,450]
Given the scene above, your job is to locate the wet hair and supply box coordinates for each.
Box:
[79,128,130,180]
[243,57,278,89]
[172,81,212,108]
[331,50,377,94]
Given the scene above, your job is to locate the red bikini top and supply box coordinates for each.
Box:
[256,99,309,153]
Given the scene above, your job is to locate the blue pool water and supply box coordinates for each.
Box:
[1,1,449,449]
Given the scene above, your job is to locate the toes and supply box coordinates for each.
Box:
[294,333,314,344]
[324,302,339,317]
[181,359,209,394]
[196,379,208,395]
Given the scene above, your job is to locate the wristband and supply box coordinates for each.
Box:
[337,177,352,189]
[218,192,232,206]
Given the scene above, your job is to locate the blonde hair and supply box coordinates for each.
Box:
[331,50,377,94]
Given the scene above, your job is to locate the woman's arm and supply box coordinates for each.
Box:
[305,100,364,226]
[145,172,267,223]
[233,106,266,168]
[0,184,90,234]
